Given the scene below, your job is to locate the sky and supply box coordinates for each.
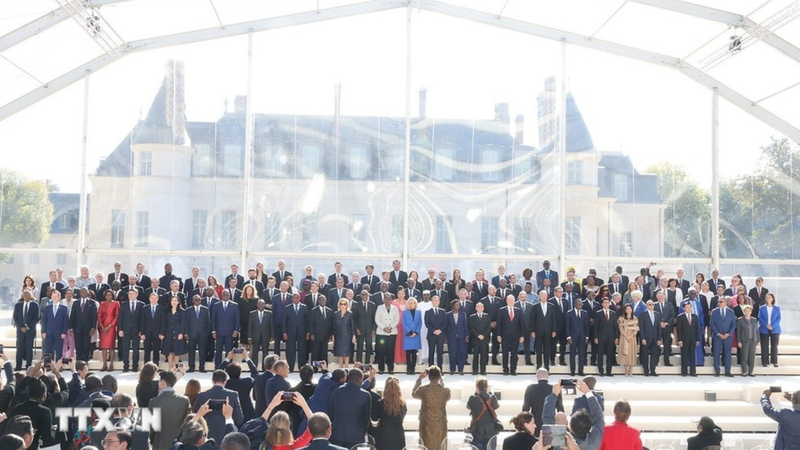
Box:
[0,0,796,193]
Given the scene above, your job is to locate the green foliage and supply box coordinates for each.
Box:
[0,169,53,255]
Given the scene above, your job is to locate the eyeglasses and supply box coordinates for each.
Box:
[102,439,119,446]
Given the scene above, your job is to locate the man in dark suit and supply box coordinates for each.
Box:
[469,301,491,375]
[69,291,96,364]
[134,263,151,290]
[41,290,68,361]
[609,266,629,289]
[182,266,203,299]
[270,260,291,285]
[305,412,348,450]
[404,279,422,300]
[676,301,701,376]
[245,268,266,295]
[159,262,183,293]
[149,371,191,450]
[748,277,769,319]
[508,275,523,299]
[41,270,66,301]
[446,300,469,375]
[221,277,242,304]
[160,280,187,309]
[431,279,450,311]
[283,293,310,371]
[272,282,293,357]
[118,290,144,372]
[608,272,626,297]
[186,294,211,372]
[144,277,166,304]
[425,296,447,368]
[710,297,736,377]
[497,295,523,375]
[708,269,726,293]
[309,297,334,364]
[107,261,129,288]
[676,268,691,295]
[421,268,438,292]
[594,297,619,376]
[654,290,676,366]
[551,287,572,366]
[327,277,347,304]
[329,369,372,450]
[389,260,408,293]
[139,293,165,364]
[472,269,490,300]
[638,300,662,376]
[361,265,380,292]
[260,276,279,304]
[491,264,509,288]
[353,291,377,364]
[211,291,241,367]
[536,260,559,292]
[515,292,535,366]
[87,272,110,301]
[225,264,245,290]
[122,275,146,303]
[60,277,82,299]
[583,291,602,366]
[327,262,349,288]
[194,370,245,443]
[566,298,589,376]
[455,288,475,318]
[522,369,564,438]
[533,290,557,370]
[496,278,512,304]
[570,376,606,414]
[481,285,503,365]
[254,354,279,416]
[248,300,272,370]
[346,272,364,297]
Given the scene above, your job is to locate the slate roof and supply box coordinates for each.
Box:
[49,192,85,234]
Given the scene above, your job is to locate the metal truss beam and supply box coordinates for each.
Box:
[420,0,800,143]
[0,0,405,121]
[0,9,71,53]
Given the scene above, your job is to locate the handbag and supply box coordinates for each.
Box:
[469,394,504,433]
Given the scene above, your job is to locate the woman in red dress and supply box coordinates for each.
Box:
[208,275,224,298]
[98,290,120,371]
[393,289,408,364]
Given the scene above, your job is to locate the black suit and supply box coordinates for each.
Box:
[469,312,491,374]
[40,281,65,299]
[389,271,408,293]
[183,277,204,298]
[121,285,146,303]
[13,301,39,369]
[283,303,310,370]
[136,274,151,290]
[551,296,571,364]
[346,282,365,296]
[748,286,768,318]
[481,295,502,362]
[593,309,619,375]
[425,307,447,367]
[248,309,273,369]
[244,279,266,295]
[107,272,129,287]
[187,305,211,371]
[87,282,110,300]
[225,274,245,290]
[327,273,349,288]
[361,274,380,292]
[272,270,292,285]
[532,302,557,370]
[353,300,377,364]
[119,300,145,370]
[496,306,522,373]
[309,306,334,363]
[638,310,662,375]
[68,298,97,363]
[522,379,564,438]
[160,290,186,309]
[516,301,534,364]
[472,281,489,300]
[140,304,166,363]
[676,312,700,375]
[655,300,676,364]
[10,399,56,449]
[218,358,259,421]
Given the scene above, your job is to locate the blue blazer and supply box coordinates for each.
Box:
[629,301,647,318]
[445,311,469,341]
[42,303,69,336]
[211,301,241,336]
[710,307,736,337]
[302,439,348,450]
[329,382,372,445]
[271,292,292,328]
[758,305,781,334]
[402,309,423,350]
[565,309,589,342]
[425,308,447,340]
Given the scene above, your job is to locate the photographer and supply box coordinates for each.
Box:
[264,391,314,450]
[543,379,604,450]
[466,377,500,450]
[761,388,800,448]
[194,370,244,445]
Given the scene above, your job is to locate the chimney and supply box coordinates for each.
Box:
[419,87,427,118]
[234,95,247,114]
[537,76,557,149]
[515,114,524,144]
[334,83,341,117]
[494,103,510,124]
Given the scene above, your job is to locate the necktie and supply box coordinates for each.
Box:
[521,303,525,313]
[687,314,691,326]
[259,311,263,323]
[224,302,227,312]
[151,306,155,318]
[722,308,725,319]
[295,305,299,315]
[605,310,609,321]
[510,308,514,321]
[81,300,86,312]
[53,304,57,317]
[131,302,135,314]
[23,302,28,318]
[196,307,200,319]
[454,313,458,324]
[650,312,654,325]
[434,308,437,316]
[322,308,326,320]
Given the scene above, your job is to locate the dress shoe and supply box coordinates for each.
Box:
[578,372,585,376]
[492,359,500,365]
[652,373,659,377]
[459,372,464,376]
[681,374,687,377]
[774,364,779,368]
[725,373,734,377]
[511,371,517,376]
[559,359,566,366]
[123,368,129,373]
[644,373,650,377]
[748,373,755,377]
[525,360,533,366]
[714,373,720,377]
[472,371,478,375]
[503,370,509,376]
[665,362,674,366]
[187,368,195,373]
[606,374,614,377]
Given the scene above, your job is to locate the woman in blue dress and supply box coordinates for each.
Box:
[402,298,422,375]
[161,296,188,370]
[332,298,355,368]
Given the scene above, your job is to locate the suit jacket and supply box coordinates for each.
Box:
[468,312,491,340]
[532,301,557,336]
[283,303,310,339]
[708,278,726,293]
[522,380,563,433]
[330,382,372,445]
[122,285,146,303]
[254,370,274,416]
[491,274,509,288]
[471,281,489,300]
[607,281,627,296]
[266,375,291,413]
[352,299,377,335]
[302,438,348,450]
[389,271,408,291]
[710,307,736,337]
[118,300,145,336]
[137,274,152,290]
[69,299,97,333]
[454,299,474,317]
[41,302,69,336]
[107,272,129,287]
[211,301,241,336]
[676,312,700,346]
[677,278,691,295]
[346,281,365,296]
[225,274,245,290]
[361,274,380,291]
[159,274,183,292]
[421,278,437,292]
[749,286,769,311]
[160,291,187,309]
[310,306,334,340]
[328,288,348,303]
[248,309,273,343]
[424,307,447,339]
[572,391,606,414]
[638,310,662,343]
[536,270,559,291]
[565,309,589,342]
[243,279,265,295]
[758,305,781,334]
[402,287,422,300]
[327,273,350,288]
[87,282,110,300]
[270,270,291,285]
[10,399,56,449]
[186,305,212,339]
[655,301,676,327]
[149,389,191,450]
[551,296,572,332]
[431,289,450,309]
[496,306,522,339]
[594,309,619,341]
[14,301,40,331]
[195,385,245,441]
[445,311,468,340]
[515,301,534,334]
[145,287,166,302]
[140,304,166,337]
[272,292,292,328]
[40,281,66,298]
[183,277,204,298]
[480,295,502,322]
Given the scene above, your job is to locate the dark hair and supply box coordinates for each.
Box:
[307,412,332,438]
[220,432,250,450]
[614,400,632,422]
[159,371,178,387]
[697,416,720,433]
[331,369,347,384]
[114,431,133,449]
[6,415,33,439]
[180,421,206,446]
[510,411,533,432]
[583,376,597,390]
[0,435,25,450]
[226,362,242,380]
[427,365,442,381]
[85,375,102,394]
[139,362,158,383]
[264,354,279,371]
[299,365,314,383]
[570,410,593,438]
[211,370,228,385]
[102,374,118,393]
[75,360,88,372]
[28,379,47,403]
[347,368,363,384]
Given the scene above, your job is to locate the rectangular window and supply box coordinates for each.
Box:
[111,210,125,248]
[193,143,212,176]
[301,213,317,251]
[614,174,629,201]
[30,253,40,265]
[435,215,452,253]
[139,151,152,176]
[136,211,149,247]
[222,144,243,177]
[192,210,207,249]
[263,144,288,177]
[349,147,370,180]
[566,217,581,255]
[301,145,322,177]
[567,161,582,185]
[619,231,633,257]
[481,217,499,253]
[514,217,532,252]
[482,149,500,182]
[349,214,367,252]
[56,253,66,265]
[391,214,403,252]
[220,210,237,249]
[513,149,532,180]
[434,148,454,181]
[59,214,71,229]
[263,214,280,250]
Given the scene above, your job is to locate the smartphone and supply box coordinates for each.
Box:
[177,363,185,369]
[541,425,567,447]
[43,353,52,367]
[312,361,324,368]
[233,348,244,354]
[281,392,296,401]
[62,358,72,364]
[362,365,373,373]
[770,386,782,393]
[208,399,225,411]
[0,344,4,354]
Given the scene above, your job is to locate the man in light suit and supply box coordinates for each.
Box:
[211,290,241,367]
[533,290,558,370]
[140,293,165,364]
[446,300,469,375]
[536,260,559,292]
[469,301,491,375]
[305,412,348,450]
[41,290,68,361]
[118,289,145,372]
[710,296,736,377]
[566,298,590,376]
[676,301,700,377]
[497,295,523,375]
[194,369,245,444]
[69,290,96,364]
[248,300,272,370]
[353,291,377,365]
[283,293,310,371]
[425,296,447,368]
[149,370,191,450]
[187,294,211,373]
[638,300,662,376]
[309,297,334,364]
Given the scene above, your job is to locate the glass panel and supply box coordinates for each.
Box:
[136,211,149,247]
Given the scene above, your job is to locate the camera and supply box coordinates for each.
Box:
[560,378,578,395]
[208,399,224,411]
[233,348,244,354]
[282,392,296,401]
[361,365,373,373]
[770,386,782,393]
[313,361,324,368]
[43,354,52,368]
[62,358,72,364]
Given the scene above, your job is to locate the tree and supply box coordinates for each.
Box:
[645,162,711,257]
[0,169,54,259]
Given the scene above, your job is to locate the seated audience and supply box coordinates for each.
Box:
[304,412,348,450]
[687,416,723,450]
[374,376,407,450]
[599,400,641,450]
[503,412,538,450]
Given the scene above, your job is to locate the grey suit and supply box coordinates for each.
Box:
[736,316,759,375]
[248,309,273,369]
[149,388,191,450]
